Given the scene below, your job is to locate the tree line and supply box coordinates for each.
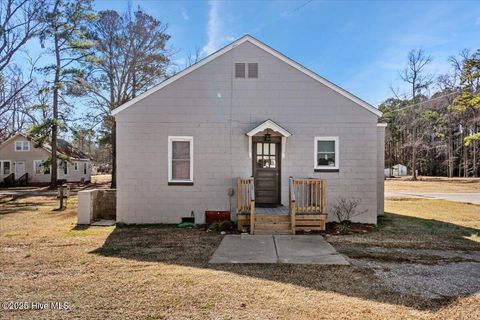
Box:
[0,0,173,187]
[380,49,479,178]
[1,1,479,186]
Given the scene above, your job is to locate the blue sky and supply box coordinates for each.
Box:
[24,0,480,108]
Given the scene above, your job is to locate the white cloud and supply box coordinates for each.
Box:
[202,1,222,55]
[202,1,235,56]
[181,10,189,21]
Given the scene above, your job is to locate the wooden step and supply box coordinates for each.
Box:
[255,214,290,223]
[255,222,291,231]
[254,230,292,235]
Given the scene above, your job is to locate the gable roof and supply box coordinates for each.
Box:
[0,133,90,160]
[112,34,382,117]
[246,119,292,137]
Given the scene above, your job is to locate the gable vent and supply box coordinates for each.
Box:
[235,63,245,78]
[248,63,258,78]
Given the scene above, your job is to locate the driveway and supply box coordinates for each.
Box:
[385,192,480,205]
[209,234,349,265]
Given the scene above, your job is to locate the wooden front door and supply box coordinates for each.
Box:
[253,140,281,206]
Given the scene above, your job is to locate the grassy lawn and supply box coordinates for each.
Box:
[385,177,480,193]
[0,195,479,319]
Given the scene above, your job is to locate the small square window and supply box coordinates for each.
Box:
[248,63,258,78]
[235,63,245,78]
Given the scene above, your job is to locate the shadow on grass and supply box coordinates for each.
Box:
[0,198,45,215]
[89,213,480,312]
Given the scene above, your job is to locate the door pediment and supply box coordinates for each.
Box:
[246,120,291,159]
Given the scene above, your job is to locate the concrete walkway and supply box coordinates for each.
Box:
[209,234,349,265]
[385,192,480,205]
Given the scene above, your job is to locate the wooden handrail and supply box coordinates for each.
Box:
[248,177,255,235]
[237,177,256,234]
[289,178,325,214]
[289,177,296,234]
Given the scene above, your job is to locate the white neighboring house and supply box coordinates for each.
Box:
[0,133,92,184]
[384,164,408,177]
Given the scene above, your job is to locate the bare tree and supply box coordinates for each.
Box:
[185,46,201,68]
[0,0,45,72]
[81,9,171,188]
[400,49,433,180]
[0,0,46,139]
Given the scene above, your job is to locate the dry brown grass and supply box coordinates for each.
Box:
[0,196,479,319]
[385,178,480,193]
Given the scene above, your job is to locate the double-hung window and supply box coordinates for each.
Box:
[168,136,193,184]
[15,141,29,151]
[34,160,50,174]
[1,161,11,175]
[314,136,339,170]
[58,161,68,175]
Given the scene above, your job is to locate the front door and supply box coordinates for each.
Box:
[253,140,280,206]
[15,161,25,179]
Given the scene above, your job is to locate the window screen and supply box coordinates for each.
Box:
[248,63,258,78]
[317,141,335,167]
[172,141,191,180]
[235,63,246,78]
[2,161,11,174]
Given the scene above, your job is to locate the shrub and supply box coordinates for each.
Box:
[330,196,367,223]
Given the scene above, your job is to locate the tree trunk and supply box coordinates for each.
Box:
[473,123,478,177]
[412,127,417,180]
[51,25,61,188]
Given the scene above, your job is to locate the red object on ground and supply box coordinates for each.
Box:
[205,211,231,224]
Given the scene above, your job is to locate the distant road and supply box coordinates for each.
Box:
[385,192,480,205]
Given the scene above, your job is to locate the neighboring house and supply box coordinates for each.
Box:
[384,164,408,177]
[0,133,92,184]
[113,35,386,228]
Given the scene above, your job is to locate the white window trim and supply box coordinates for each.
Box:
[1,160,12,175]
[314,136,339,170]
[14,141,30,152]
[58,161,68,176]
[33,160,50,175]
[168,136,193,183]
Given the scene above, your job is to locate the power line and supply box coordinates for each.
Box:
[283,0,314,17]
[388,91,460,113]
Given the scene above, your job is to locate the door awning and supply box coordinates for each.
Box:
[245,120,292,159]
[246,119,292,137]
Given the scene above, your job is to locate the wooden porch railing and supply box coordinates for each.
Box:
[236,177,255,234]
[289,177,326,234]
[16,173,28,186]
